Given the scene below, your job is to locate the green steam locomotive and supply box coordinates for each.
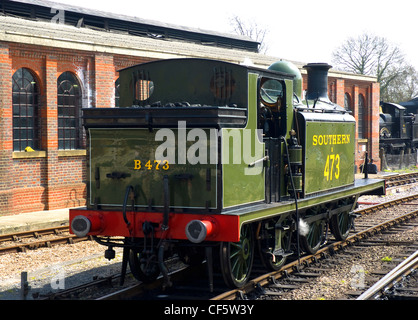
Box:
[70,58,385,289]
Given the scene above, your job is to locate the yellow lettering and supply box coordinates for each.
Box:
[335,154,340,179]
[313,134,351,146]
[134,159,169,170]
[324,153,341,181]
[154,160,161,170]
[145,160,152,170]
[324,155,330,181]
[162,160,169,170]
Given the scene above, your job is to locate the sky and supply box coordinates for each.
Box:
[51,0,418,69]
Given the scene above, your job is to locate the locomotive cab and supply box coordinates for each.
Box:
[80,59,293,213]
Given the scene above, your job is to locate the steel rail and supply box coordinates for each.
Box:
[385,172,418,188]
[40,274,120,300]
[0,234,90,255]
[356,250,418,300]
[96,265,191,300]
[0,226,69,243]
[356,194,418,215]
[385,172,418,181]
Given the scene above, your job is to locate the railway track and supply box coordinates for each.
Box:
[356,249,418,300]
[0,226,91,255]
[213,216,418,300]
[385,172,418,188]
[64,192,418,301]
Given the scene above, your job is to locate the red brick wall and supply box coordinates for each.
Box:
[0,43,13,214]
[369,82,381,165]
[0,44,90,215]
[12,157,47,213]
[44,56,59,210]
[0,42,153,216]
[94,54,115,108]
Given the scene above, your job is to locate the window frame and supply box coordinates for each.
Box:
[57,71,83,150]
[357,94,366,139]
[12,68,40,152]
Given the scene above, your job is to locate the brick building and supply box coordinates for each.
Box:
[0,0,380,216]
[319,71,380,170]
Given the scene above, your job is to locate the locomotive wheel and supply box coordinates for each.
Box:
[257,218,292,271]
[330,211,352,240]
[299,219,326,255]
[330,199,355,240]
[128,249,160,283]
[220,224,254,288]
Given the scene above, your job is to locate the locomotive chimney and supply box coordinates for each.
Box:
[303,63,332,102]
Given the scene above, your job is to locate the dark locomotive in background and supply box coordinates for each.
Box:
[70,58,385,289]
[380,98,418,161]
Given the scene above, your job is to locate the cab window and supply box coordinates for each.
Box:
[258,78,285,137]
[260,78,283,109]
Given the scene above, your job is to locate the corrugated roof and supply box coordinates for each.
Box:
[0,13,278,67]
[5,0,259,52]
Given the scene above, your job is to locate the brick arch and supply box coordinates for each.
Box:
[57,70,83,93]
[11,65,44,95]
[11,58,45,95]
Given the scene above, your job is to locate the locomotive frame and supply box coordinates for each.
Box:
[70,58,385,289]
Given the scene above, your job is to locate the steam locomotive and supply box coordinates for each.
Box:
[380,99,418,154]
[69,58,385,289]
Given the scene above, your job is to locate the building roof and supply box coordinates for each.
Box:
[4,0,259,52]
[0,7,277,66]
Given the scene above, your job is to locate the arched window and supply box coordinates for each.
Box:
[358,94,365,139]
[344,93,351,111]
[12,68,40,151]
[57,72,82,150]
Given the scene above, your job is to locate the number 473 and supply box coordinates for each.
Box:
[324,154,340,181]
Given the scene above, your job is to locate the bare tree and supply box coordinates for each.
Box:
[380,64,418,102]
[332,33,418,102]
[229,15,269,54]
